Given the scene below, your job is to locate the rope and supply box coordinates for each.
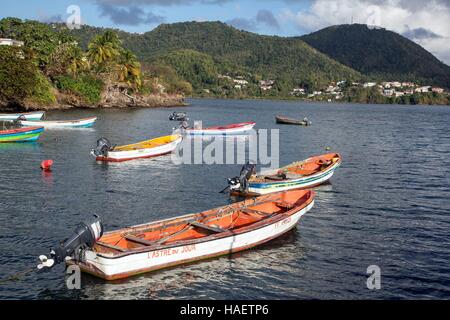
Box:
[0,267,35,284]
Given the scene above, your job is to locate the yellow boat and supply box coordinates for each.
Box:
[91,134,182,162]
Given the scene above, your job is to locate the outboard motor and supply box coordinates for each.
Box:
[91,137,113,157]
[37,215,103,270]
[13,115,26,126]
[169,112,188,122]
[227,163,257,193]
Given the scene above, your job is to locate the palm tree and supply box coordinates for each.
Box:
[87,32,121,71]
[117,49,142,89]
[67,46,89,76]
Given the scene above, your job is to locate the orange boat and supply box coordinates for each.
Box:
[38,189,315,280]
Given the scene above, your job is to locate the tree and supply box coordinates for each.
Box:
[87,31,121,71]
[117,49,142,89]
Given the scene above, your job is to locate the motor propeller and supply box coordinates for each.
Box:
[37,215,103,270]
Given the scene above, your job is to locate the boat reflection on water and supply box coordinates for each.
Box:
[70,229,304,300]
[0,142,41,152]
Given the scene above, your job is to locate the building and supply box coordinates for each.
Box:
[395,91,405,97]
[233,79,248,86]
[260,80,275,91]
[432,87,445,94]
[0,38,24,47]
[383,89,395,96]
[291,88,305,95]
[363,82,377,88]
[415,86,431,93]
[402,82,416,88]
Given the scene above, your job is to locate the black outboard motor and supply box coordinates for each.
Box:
[169,112,188,122]
[228,163,257,193]
[91,137,113,157]
[13,115,26,126]
[37,215,103,270]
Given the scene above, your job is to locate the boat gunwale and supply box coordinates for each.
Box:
[92,190,315,259]
[0,126,44,135]
[20,116,97,124]
[186,121,255,131]
[111,135,181,152]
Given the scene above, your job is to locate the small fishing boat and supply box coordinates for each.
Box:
[184,122,256,135]
[228,153,341,196]
[276,115,311,126]
[0,126,44,143]
[19,116,97,128]
[0,111,45,121]
[38,189,315,280]
[91,134,182,162]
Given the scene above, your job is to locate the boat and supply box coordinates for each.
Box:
[0,126,44,143]
[39,189,315,280]
[228,153,342,196]
[91,134,183,162]
[184,122,256,135]
[276,115,311,125]
[19,116,97,128]
[0,111,45,121]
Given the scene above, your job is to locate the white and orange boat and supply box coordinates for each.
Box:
[91,134,182,162]
[38,189,315,280]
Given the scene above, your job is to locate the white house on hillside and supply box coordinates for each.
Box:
[0,38,24,47]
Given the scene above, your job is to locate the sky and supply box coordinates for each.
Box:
[1,0,449,64]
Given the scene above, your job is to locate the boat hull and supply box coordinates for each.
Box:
[185,122,255,135]
[276,116,308,125]
[95,136,182,162]
[0,126,44,143]
[0,111,45,121]
[20,117,97,128]
[68,197,314,280]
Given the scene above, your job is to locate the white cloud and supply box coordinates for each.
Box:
[285,0,450,64]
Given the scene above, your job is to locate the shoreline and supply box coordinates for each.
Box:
[186,95,450,106]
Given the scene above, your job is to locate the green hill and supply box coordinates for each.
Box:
[65,21,362,94]
[301,24,450,89]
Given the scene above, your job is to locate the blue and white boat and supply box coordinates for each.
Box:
[228,153,342,196]
[19,116,97,128]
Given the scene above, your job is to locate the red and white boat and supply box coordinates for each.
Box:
[184,122,255,135]
[51,189,314,280]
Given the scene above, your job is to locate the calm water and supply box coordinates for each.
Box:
[1,99,450,300]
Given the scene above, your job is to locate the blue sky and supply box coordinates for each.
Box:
[1,0,449,64]
[0,0,311,35]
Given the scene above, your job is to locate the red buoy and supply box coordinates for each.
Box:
[40,160,53,171]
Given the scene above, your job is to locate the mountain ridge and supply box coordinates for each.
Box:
[301,24,450,89]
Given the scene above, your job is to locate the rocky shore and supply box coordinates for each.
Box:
[0,87,186,112]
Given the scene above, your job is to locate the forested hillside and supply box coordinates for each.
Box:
[301,24,450,89]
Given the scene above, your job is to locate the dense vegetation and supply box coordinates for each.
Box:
[0,46,56,107]
[0,18,187,110]
[301,24,450,89]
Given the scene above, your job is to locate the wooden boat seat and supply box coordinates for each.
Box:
[275,201,294,209]
[124,235,154,246]
[189,221,226,233]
